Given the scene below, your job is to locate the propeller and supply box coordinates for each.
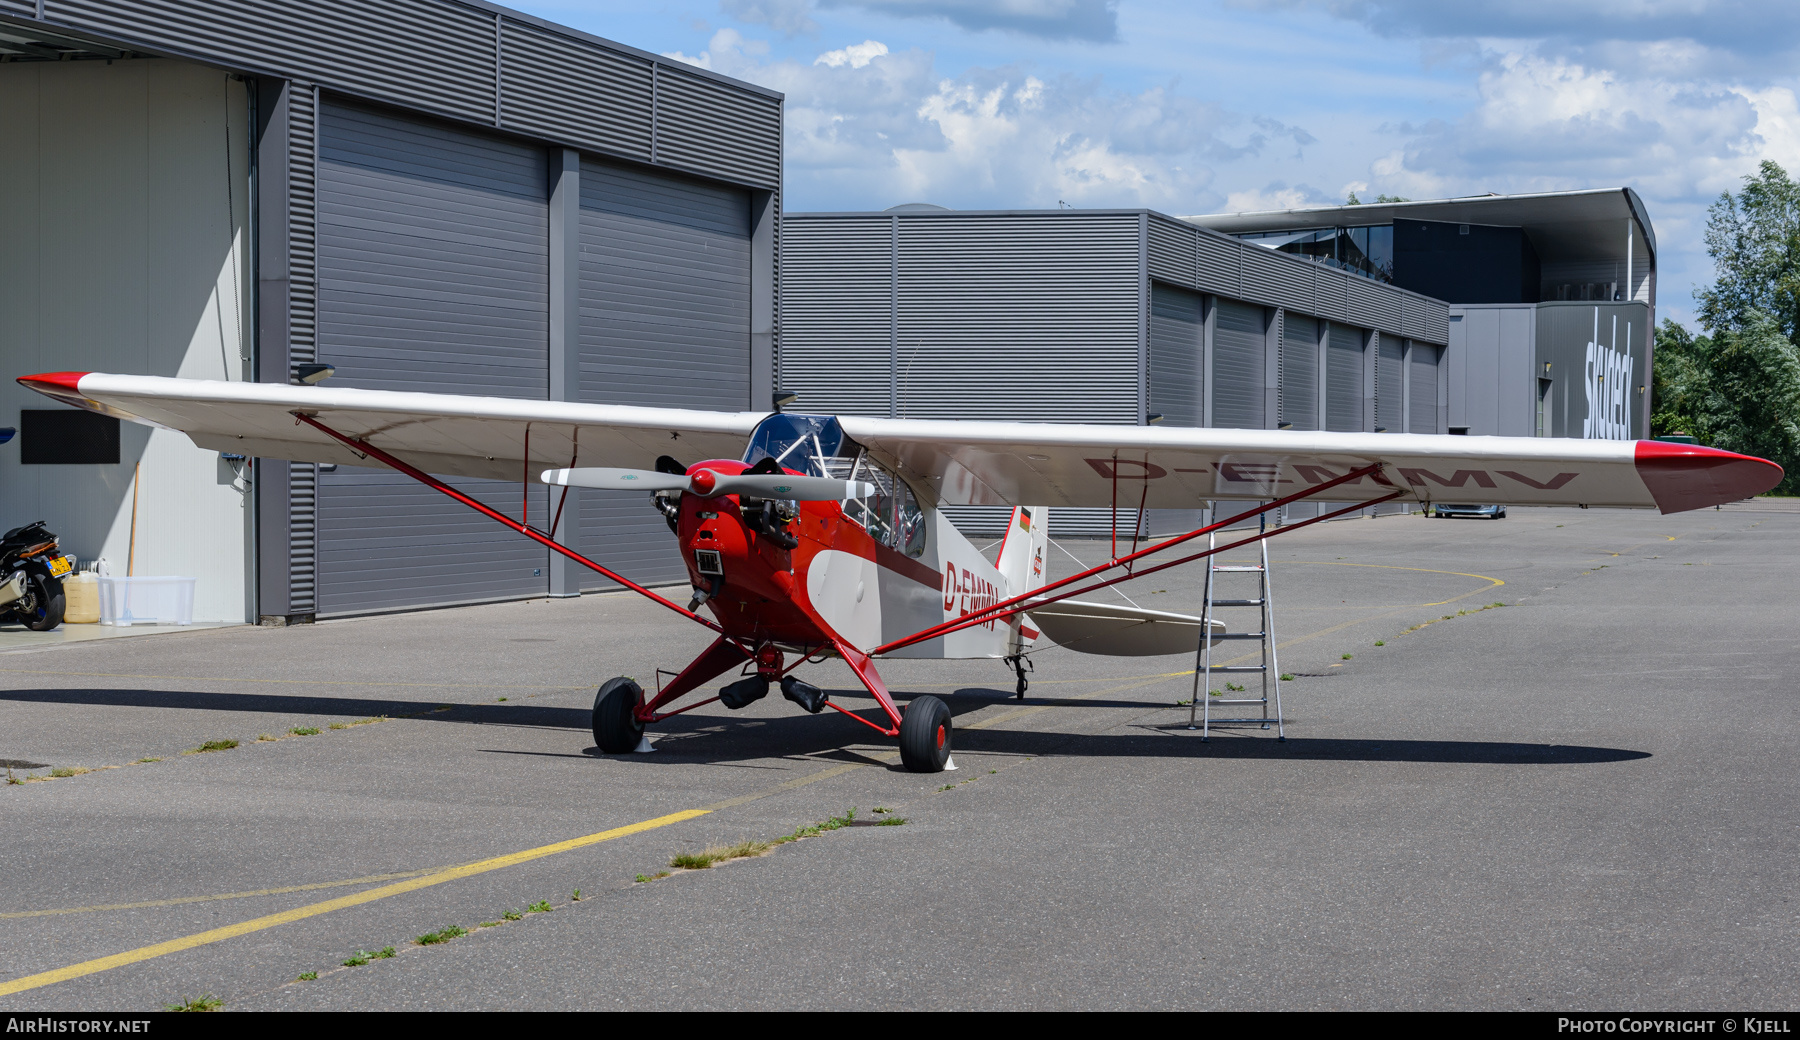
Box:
[540,466,876,501]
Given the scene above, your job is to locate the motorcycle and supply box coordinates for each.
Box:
[0,521,72,631]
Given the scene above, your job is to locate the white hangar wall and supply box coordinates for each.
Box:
[0,58,251,622]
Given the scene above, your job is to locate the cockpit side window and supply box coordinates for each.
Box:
[742,413,925,557]
[845,455,927,558]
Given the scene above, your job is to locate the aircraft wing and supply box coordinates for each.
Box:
[837,416,1782,514]
[18,372,764,482]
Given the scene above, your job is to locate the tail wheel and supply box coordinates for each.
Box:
[593,676,645,754]
[898,694,953,773]
[19,573,63,632]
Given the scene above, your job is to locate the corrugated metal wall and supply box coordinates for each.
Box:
[1409,344,1442,434]
[1212,299,1267,429]
[40,0,781,191]
[312,100,550,616]
[763,216,892,417]
[1326,323,1365,432]
[1376,333,1403,432]
[1148,284,1204,427]
[1280,313,1319,430]
[574,156,752,590]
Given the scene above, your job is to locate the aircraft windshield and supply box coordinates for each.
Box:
[742,412,926,557]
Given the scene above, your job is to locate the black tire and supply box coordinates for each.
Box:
[1495,510,1507,520]
[593,676,645,754]
[898,695,952,773]
[19,572,63,631]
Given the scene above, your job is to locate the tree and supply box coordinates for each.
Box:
[1697,161,1800,345]
[1653,313,1800,494]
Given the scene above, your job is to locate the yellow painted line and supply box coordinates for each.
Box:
[0,868,444,920]
[0,809,707,998]
[0,668,587,692]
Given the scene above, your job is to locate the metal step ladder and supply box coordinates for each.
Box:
[1188,511,1285,741]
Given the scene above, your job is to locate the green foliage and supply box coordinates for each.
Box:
[163,995,223,1012]
[1346,190,1361,205]
[1375,194,1410,203]
[297,972,318,981]
[1698,161,1800,343]
[1653,314,1800,493]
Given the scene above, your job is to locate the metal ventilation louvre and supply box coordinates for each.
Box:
[501,22,652,161]
[895,214,1140,423]
[778,216,895,417]
[1280,313,1319,431]
[1376,333,1404,432]
[653,69,782,190]
[1316,266,1349,323]
[1409,343,1443,434]
[1326,323,1365,432]
[1346,277,1392,336]
[1197,232,1241,294]
[313,100,551,616]
[1212,299,1267,429]
[1242,245,1304,311]
[55,0,497,123]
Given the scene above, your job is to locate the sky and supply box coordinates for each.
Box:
[511,0,1800,327]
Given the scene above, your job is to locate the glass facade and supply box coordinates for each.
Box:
[1238,224,1394,284]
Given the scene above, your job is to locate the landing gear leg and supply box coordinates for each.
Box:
[1004,654,1031,699]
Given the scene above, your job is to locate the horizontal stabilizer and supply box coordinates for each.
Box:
[1027,599,1224,657]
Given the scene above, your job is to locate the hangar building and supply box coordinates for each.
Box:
[777,206,1451,534]
[1,0,781,623]
[1188,189,1655,440]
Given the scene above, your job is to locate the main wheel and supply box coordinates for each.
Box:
[898,694,953,773]
[18,573,63,632]
[593,676,645,754]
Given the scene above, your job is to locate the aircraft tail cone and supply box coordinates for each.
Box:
[632,734,656,754]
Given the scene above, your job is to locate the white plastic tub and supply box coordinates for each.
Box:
[98,576,197,626]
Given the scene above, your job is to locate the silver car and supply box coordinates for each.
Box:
[1434,503,1506,519]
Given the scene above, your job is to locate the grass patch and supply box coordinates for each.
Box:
[571,889,582,901]
[163,995,222,1012]
[328,722,349,730]
[414,925,467,946]
[1279,673,1295,681]
[497,696,509,702]
[257,734,278,742]
[1374,640,1386,646]
[667,840,771,870]
[872,806,893,814]
[1340,653,1354,661]
[775,809,857,843]
[479,920,504,927]
[1399,601,1507,637]
[289,726,320,736]
[1225,682,1245,692]
[527,900,553,913]
[938,783,956,791]
[196,739,238,752]
[372,946,396,959]
[634,872,671,884]
[48,767,89,778]
[135,757,161,763]
[296,972,317,982]
[503,910,523,921]
[874,816,908,826]
[342,951,372,967]
[5,770,24,785]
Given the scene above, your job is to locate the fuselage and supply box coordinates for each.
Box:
[675,457,1016,659]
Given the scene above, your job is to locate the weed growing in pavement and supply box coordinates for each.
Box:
[48,767,88,778]
[257,734,278,742]
[1226,682,1245,692]
[939,784,955,791]
[136,757,161,763]
[1280,673,1295,681]
[571,889,582,901]
[503,910,523,921]
[414,925,468,945]
[497,697,508,702]
[372,947,396,959]
[872,807,892,814]
[479,921,504,927]
[527,900,553,913]
[633,872,671,884]
[289,727,320,736]
[4,769,20,785]
[874,817,909,826]
[1399,601,1507,636]
[1341,653,1354,661]
[669,839,771,870]
[297,972,317,982]
[1374,640,1386,646]
[328,723,348,730]
[195,740,238,752]
[342,951,372,967]
[163,995,222,1012]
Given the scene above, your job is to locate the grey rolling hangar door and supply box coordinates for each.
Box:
[575,159,751,591]
[311,103,754,615]
[314,101,551,616]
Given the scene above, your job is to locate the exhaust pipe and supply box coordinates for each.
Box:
[0,572,27,608]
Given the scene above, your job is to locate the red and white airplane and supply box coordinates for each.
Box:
[19,370,1782,772]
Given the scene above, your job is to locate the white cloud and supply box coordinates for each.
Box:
[815,39,889,67]
[820,0,1120,42]
[720,0,819,37]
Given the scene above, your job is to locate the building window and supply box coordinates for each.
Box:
[1238,225,1394,284]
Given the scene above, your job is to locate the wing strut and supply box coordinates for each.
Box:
[873,465,1404,656]
[292,413,723,633]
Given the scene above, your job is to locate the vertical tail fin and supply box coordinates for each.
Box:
[996,507,1048,655]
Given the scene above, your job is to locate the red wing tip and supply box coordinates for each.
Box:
[17,371,91,392]
[1634,439,1785,513]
